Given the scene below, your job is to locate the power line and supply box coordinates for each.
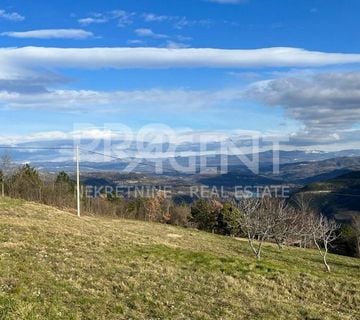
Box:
[81,148,177,173]
[0,145,180,173]
[298,191,360,197]
[325,192,360,198]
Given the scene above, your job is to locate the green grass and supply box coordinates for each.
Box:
[0,197,359,319]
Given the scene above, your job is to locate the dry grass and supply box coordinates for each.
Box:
[0,197,359,319]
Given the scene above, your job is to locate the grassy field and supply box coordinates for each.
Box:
[0,197,359,319]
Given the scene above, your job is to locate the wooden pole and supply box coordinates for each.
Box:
[76,145,81,217]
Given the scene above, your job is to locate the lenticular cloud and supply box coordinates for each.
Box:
[2,46,360,79]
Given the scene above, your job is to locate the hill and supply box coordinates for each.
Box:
[0,198,359,319]
[300,171,360,217]
[262,156,360,184]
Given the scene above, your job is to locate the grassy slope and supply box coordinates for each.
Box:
[0,198,359,320]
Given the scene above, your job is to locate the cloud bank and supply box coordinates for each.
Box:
[0,46,359,150]
[246,72,360,131]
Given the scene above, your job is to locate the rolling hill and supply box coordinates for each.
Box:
[0,198,359,319]
[300,171,360,217]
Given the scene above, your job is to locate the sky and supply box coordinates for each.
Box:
[0,0,360,152]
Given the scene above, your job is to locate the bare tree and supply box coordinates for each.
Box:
[292,193,315,248]
[265,199,301,249]
[293,192,313,214]
[237,197,274,261]
[311,214,340,272]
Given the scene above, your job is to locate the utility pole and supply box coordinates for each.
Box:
[76,145,81,217]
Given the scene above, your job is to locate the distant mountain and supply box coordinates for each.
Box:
[264,157,360,184]
[1,139,360,174]
[195,157,360,189]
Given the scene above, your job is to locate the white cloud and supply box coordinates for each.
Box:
[111,10,135,27]
[165,41,190,49]
[134,28,168,39]
[2,47,360,81]
[173,17,211,30]
[141,12,211,30]
[1,69,358,150]
[0,9,24,21]
[142,13,170,22]
[77,10,134,27]
[133,29,191,48]
[78,17,107,26]
[127,39,146,45]
[246,72,360,130]
[1,29,93,39]
[0,88,243,111]
[2,127,358,155]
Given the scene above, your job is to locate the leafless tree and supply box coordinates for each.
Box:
[311,214,340,272]
[264,199,302,249]
[292,193,315,248]
[237,197,275,261]
[293,192,313,213]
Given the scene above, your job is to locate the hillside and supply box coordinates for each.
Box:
[301,171,360,217]
[198,171,281,189]
[0,198,359,319]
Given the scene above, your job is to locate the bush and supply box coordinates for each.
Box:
[168,204,191,227]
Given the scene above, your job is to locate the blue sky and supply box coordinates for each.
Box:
[0,0,360,150]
